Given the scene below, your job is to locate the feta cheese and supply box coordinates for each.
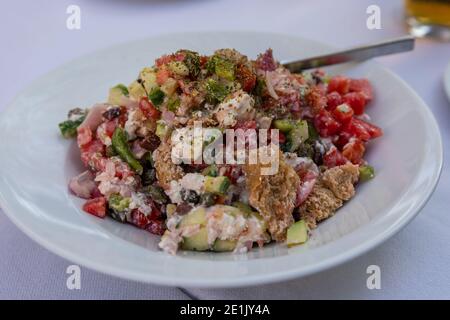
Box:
[213,90,255,128]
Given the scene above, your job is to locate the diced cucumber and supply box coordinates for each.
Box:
[359,165,375,182]
[213,239,237,252]
[108,84,129,105]
[139,67,158,93]
[161,78,178,97]
[273,119,296,133]
[287,120,309,152]
[148,88,165,106]
[202,165,218,177]
[128,80,147,100]
[178,207,206,228]
[155,120,168,139]
[231,201,253,216]
[181,227,209,251]
[204,176,230,195]
[286,220,308,247]
[167,96,181,112]
[167,61,190,76]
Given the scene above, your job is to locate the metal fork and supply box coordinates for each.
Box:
[282,36,415,73]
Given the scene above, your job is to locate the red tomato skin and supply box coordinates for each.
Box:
[342,139,366,164]
[349,79,373,101]
[155,55,174,67]
[332,103,354,124]
[146,220,166,235]
[323,147,348,168]
[234,120,257,130]
[341,118,371,142]
[343,92,366,115]
[353,117,383,139]
[236,64,256,92]
[326,91,343,110]
[156,67,170,85]
[83,197,107,218]
[327,76,350,95]
[139,97,161,120]
[314,109,341,137]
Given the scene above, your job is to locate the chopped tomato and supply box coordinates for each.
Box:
[323,146,348,168]
[341,118,371,141]
[174,52,186,61]
[326,91,343,110]
[343,92,367,115]
[139,97,161,120]
[332,103,354,124]
[199,56,208,67]
[80,138,105,155]
[215,195,227,205]
[236,64,256,92]
[105,119,118,137]
[155,54,174,67]
[82,197,106,218]
[327,76,350,95]
[354,117,383,139]
[342,139,365,164]
[349,78,373,101]
[146,220,166,235]
[314,109,341,137]
[131,209,150,229]
[343,117,382,141]
[156,66,170,85]
[278,131,286,144]
[235,120,257,130]
[333,131,352,150]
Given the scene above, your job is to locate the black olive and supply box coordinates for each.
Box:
[200,192,217,207]
[108,209,127,223]
[141,168,156,186]
[140,133,161,152]
[102,107,121,120]
[180,189,200,204]
[176,203,193,215]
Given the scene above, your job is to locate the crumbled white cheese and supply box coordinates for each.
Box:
[165,173,205,204]
[213,90,255,128]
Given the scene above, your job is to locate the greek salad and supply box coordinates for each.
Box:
[59,48,382,255]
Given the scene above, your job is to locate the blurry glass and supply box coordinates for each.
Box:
[405,0,450,40]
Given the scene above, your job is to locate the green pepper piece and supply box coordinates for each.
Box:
[108,193,131,212]
[58,119,83,139]
[148,88,165,106]
[112,127,143,174]
[113,84,129,96]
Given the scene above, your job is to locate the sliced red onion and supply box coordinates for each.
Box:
[78,103,108,132]
[119,96,139,109]
[69,171,98,199]
[265,72,279,100]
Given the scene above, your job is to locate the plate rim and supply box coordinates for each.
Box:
[0,31,443,288]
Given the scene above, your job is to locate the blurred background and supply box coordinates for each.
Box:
[0,0,449,299]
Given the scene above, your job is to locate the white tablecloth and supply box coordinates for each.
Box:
[1,0,449,299]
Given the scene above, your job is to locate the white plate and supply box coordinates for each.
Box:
[444,60,450,101]
[0,32,442,288]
